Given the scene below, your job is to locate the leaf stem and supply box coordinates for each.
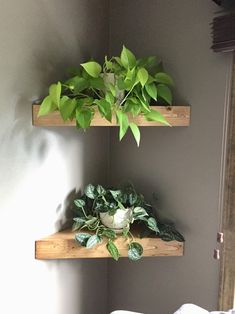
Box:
[91,88,102,99]
[128,230,134,242]
[119,82,138,107]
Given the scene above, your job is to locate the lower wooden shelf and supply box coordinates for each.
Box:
[35,229,184,259]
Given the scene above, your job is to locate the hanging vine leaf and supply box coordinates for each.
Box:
[38,96,56,116]
[128,242,143,261]
[116,110,129,141]
[76,108,94,129]
[145,109,171,126]
[106,240,120,261]
[147,217,159,233]
[59,97,76,121]
[130,123,140,146]
[75,233,91,246]
[86,235,102,248]
[49,82,61,106]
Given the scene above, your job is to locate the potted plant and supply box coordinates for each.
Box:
[72,183,184,261]
[38,46,174,146]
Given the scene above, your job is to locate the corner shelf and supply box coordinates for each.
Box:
[35,229,184,259]
[32,104,190,127]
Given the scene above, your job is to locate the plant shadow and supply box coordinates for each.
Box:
[54,188,82,231]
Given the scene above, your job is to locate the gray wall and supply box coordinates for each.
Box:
[108,1,232,314]
[0,1,109,314]
[0,1,232,314]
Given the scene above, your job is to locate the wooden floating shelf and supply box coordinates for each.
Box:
[32,104,190,127]
[35,229,184,259]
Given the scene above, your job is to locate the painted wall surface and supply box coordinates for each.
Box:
[108,1,232,314]
[0,1,109,314]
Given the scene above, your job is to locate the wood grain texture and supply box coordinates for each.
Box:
[32,104,190,127]
[35,229,184,260]
[219,54,235,310]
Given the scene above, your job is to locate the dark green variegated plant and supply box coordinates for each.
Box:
[38,46,174,146]
[72,183,184,261]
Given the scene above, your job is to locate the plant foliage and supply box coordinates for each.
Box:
[72,183,184,261]
[39,46,174,146]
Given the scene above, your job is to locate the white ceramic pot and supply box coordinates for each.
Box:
[100,208,132,233]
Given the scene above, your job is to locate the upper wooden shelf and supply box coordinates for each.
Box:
[32,104,190,127]
[35,229,184,259]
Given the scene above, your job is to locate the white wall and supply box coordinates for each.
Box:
[108,1,232,314]
[0,1,109,314]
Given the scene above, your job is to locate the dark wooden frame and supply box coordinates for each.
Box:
[219,54,235,310]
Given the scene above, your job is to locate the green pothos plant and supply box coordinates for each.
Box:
[72,183,184,261]
[38,46,174,146]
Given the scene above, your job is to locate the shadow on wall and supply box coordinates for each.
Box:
[44,259,107,314]
[0,2,110,313]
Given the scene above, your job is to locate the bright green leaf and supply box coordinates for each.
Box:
[114,57,122,66]
[145,109,171,126]
[65,77,88,93]
[129,123,140,147]
[38,96,57,116]
[120,45,136,69]
[117,78,127,90]
[145,83,157,100]
[105,91,114,105]
[107,83,116,97]
[137,68,149,87]
[49,82,61,106]
[105,56,113,70]
[124,98,141,117]
[128,242,143,261]
[155,72,174,86]
[95,99,112,122]
[157,84,172,105]
[136,93,151,113]
[89,77,105,89]
[59,97,76,121]
[81,61,102,78]
[126,67,135,81]
[116,110,129,141]
[106,240,120,261]
[76,108,94,129]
